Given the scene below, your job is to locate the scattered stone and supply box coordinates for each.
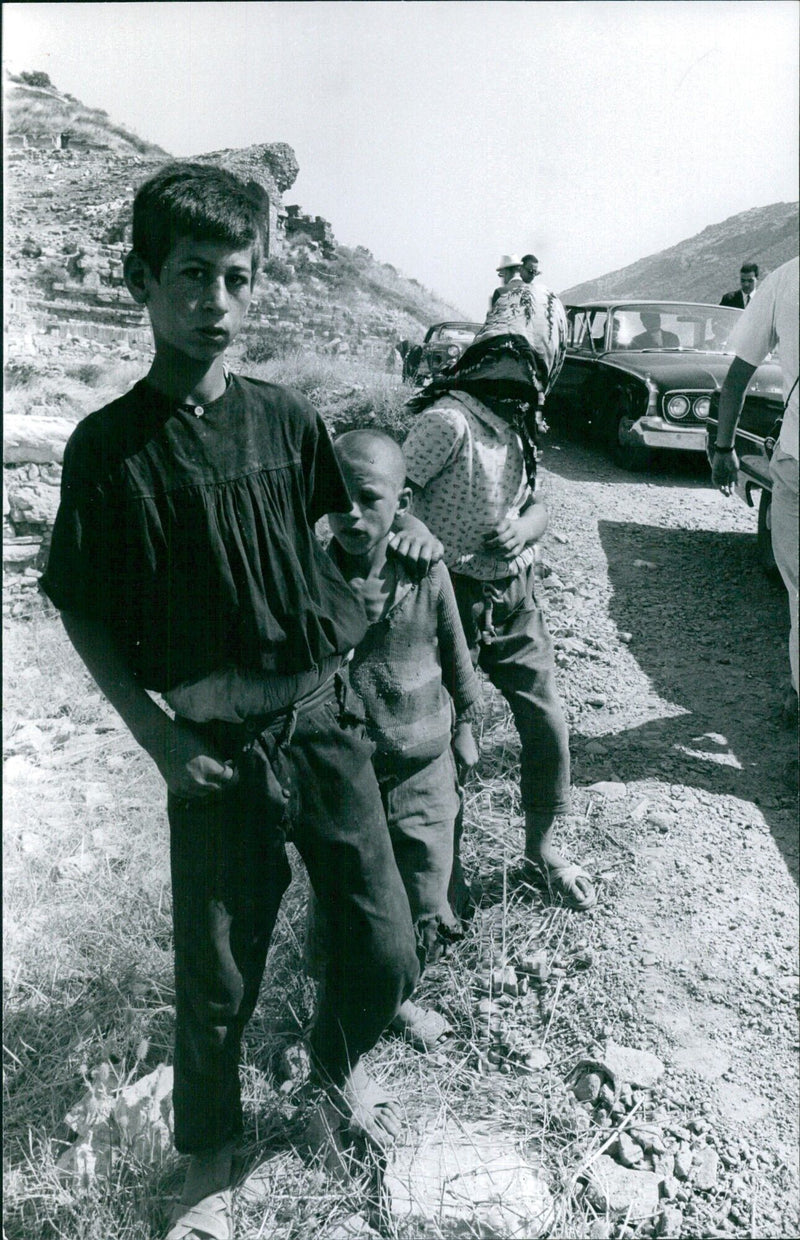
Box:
[588,781,627,800]
[4,755,45,785]
[603,1040,664,1088]
[523,1048,551,1072]
[617,1132,644,1167]
[652,1150,673,1182]
[674,1148,693,1180]
[619,631,633,643]
[386,1121,554,1238]
[631,1124,667,1154]
[114,1064,174,1163]
[573,1071,603,1103]
[692,1146,718,1191]
[587,1219,612,1239]
[661,1175,680,1200]
[648,811,673,833]
[633,559,659,569]
[585,1155,661,1218]
[491,965,520,996]
[587,695,608,708]
[82,782,113,809]
[658,1204,684,1238]
[6,722,48,756]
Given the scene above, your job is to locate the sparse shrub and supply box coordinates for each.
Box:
[262,256,294,285]
[18,70,53,89]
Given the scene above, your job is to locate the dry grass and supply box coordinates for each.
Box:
[4,604,612,1239]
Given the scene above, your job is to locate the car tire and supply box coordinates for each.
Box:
[610,412,651,471]
[757,487,780,576]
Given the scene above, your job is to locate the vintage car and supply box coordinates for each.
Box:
[412,321,481,385]
[547,300,784,470]
[706,390,784,574]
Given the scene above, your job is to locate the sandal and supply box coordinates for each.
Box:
[165,1189,233,1240]
[390,1000,454,1053]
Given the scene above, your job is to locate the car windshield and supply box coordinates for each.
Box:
[608,304,741,353]
[435,326,477,343]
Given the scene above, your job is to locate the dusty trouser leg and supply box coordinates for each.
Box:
[770,448,799,695]
[459,566,595,910]
[168,729,293,1158]
[288,691,419,1099]
[379,747,462,967]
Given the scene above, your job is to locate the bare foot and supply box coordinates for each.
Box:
[525,812,596,911]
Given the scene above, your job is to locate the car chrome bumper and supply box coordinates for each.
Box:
[629,418,707,451]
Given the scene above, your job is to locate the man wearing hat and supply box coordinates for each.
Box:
[491,254,524,308]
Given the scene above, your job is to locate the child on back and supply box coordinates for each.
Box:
[313,430,481,1049]
[40,164,431,1240]
[401,283,597,914]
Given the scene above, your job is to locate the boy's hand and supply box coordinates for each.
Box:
[483,516,528,560]
[453,721,479,779]
[387,514,444,577]
[159,720,238,798]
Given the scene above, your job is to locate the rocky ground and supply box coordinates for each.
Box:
[3,428,798,1240]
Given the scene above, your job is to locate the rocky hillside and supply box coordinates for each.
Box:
[4,73,465,371]
[560,202,799,304]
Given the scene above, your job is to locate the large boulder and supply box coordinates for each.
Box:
[4,415,74,464]
[193,142,299,197]
[385,1121,554,1238]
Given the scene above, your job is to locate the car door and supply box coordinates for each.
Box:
[553,308,604,421]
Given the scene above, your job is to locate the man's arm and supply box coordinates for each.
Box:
[60,610,234,797]
[711,356,758,494]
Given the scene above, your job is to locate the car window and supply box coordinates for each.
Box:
[572,310,607,351]
[440,327,477,344]
[610,305,742,352]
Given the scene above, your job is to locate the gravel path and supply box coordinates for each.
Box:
[533,432,799,1235]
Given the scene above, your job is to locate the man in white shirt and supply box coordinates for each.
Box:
[712,256,799,710]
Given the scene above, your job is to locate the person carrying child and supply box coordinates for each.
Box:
[401,277,597,913]
[305,428,481,1052]
[39,163,441,1240]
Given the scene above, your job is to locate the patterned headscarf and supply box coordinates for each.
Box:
[407,281,568,490]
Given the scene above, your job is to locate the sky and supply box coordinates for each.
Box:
[4,1,798,318]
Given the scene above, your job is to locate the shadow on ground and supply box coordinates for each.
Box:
[542,427,712,488]
[587,519,798,882]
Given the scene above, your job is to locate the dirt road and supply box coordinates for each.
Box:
[531,430,798,1233]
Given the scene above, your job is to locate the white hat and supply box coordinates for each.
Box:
[496,254,523,272]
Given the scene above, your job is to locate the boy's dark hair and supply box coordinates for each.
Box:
[740,261,759,277]
[521,253,538,265]
[131,163,266,278]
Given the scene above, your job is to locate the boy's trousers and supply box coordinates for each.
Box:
[167,672,419,1154]
[450,562,571,815]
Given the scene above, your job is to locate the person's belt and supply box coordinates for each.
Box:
[242,666,344,744]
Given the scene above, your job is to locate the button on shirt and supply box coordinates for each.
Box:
[402,391,535,581]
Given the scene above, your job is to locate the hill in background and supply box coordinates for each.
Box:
[560,202,798,304]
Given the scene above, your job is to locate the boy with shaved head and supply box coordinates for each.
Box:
[320,429,481,1049]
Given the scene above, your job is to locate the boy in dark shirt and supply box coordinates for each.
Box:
[40,164,433,1239]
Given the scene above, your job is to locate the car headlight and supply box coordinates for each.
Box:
[447,345,460,356]
[693,397,711,419]
[667,395,690,419]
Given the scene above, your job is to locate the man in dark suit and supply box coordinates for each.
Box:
[630,311,680,349]
[721,262,759,309]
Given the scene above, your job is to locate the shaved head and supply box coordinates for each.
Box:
[334,429,406,490]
